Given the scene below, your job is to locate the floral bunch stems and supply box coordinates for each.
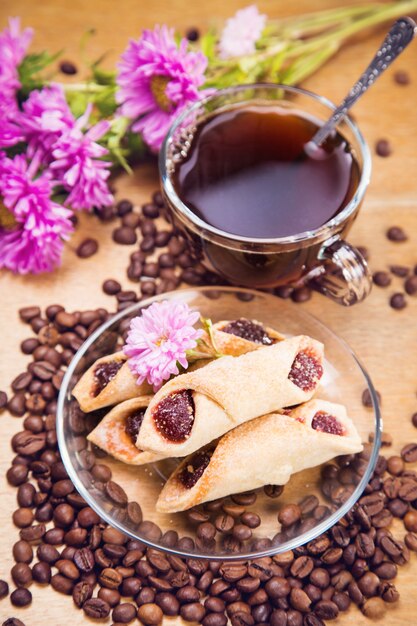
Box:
[205,0,417,86]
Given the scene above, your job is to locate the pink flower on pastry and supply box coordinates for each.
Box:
[123,300,203,391]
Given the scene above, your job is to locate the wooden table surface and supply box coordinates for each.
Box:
[1,0,417,624]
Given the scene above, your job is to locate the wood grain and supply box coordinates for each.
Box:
[1,1,417,624]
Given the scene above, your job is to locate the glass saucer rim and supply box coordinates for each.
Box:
[57,286,382,561]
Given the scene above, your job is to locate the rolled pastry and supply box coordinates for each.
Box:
[156,399,363,512]
[204,319,284,356]
[87,396,163,465]
[72,318,284,413]
[72,352,152,413]
[137,335,324,458]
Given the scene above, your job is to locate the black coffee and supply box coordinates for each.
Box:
[173,106,360,239]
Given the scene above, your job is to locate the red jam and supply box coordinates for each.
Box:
[221,318,275,345]
[92,360,124,397]
[312,411,345,436]
[288,350,323,392]
[153,389,195,442]
[125,409,146,444]
[178,449,213,489]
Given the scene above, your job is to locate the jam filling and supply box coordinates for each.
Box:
[178,449,213,489]
[92,360,124,397]
[221,318,275,345]
[125,409,146,444]
[288,350,323,392]
[312,411,345,436]
[153,389,195,442]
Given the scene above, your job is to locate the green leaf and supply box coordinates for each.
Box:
[18,50,62,96]
[92,65,117,86]
[199,30,217,61]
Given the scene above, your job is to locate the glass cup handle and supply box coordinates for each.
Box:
[309,238,372,306]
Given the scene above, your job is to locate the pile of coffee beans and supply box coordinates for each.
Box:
[1,190,417,626]
[0,301,416,626]
[92,191,314,306]
[370,224,417,310]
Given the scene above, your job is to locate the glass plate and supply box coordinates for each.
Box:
[57,287,381,560]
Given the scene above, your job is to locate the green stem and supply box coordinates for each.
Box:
[266,3,384,38]
[61,82,107,93]
[287,0,417,57]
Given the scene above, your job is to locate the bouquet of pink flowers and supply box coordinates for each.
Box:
[0,1,415,275]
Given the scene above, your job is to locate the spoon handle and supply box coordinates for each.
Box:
[310,17,416,149]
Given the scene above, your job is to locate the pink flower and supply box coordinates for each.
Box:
[0,154,73,274]
[0,95,23,148]
[123,300,203,391]
[50,106,114,210]
[0,17,33,99]
[18,85,75,161]
[219,5,266,59]
[116,25,210,151]
[0,18,33,148]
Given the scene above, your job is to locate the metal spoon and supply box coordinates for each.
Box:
[305,16,416,158]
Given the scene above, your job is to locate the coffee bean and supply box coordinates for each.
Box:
[105,481,128,506]
[390,264,410,277]
[373,271,391,287]
[32,561,51,584]
[0,389,8,409]
[361,388,381,408]
[289,587,311,612]
[113,226,137,245]
[314,600,339,620]
[83,598,111,619]
[180,602,205,622]
[387,225,407,241]
[394,69,410,85]
[103,279,122,295]
[72,580,93,608]
[232,524,252,541]
[76,238,98,258]
[59,59,77,74]
[19,306,41,322]
[8,392,27,417]
[390,292,407,309]
[7,465,29,487]
[401,442,417,462]
[142,203,160,218]
[138,521,162,543]
[12,508,35,528]
[37,543,60,564]
[112,602,137,622]
[2,619,26,626]
[375,139,392,157]
[291,287,312,303]
[264,485,284,498]
[19,522,46,542]
[214,514,234,532]
[405,275,417,295]
[74,547,95,572]
[290,556,314,578]
[265,576,290,598]
[10,587,32,607]
[278,504,301,527]
[11,562,32,586]
[136,602,163,624]
[176,585,200,603]
[230,612,254,626]
[117,199,134,216]
[361,596,386,618]
[0,579,9,600]
[155,592,180,616]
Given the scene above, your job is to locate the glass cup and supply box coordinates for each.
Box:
[160,84,372,306]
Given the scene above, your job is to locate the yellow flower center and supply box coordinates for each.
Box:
[0,201,16,229]
[150,75,172,113]
[156,334,168,347]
